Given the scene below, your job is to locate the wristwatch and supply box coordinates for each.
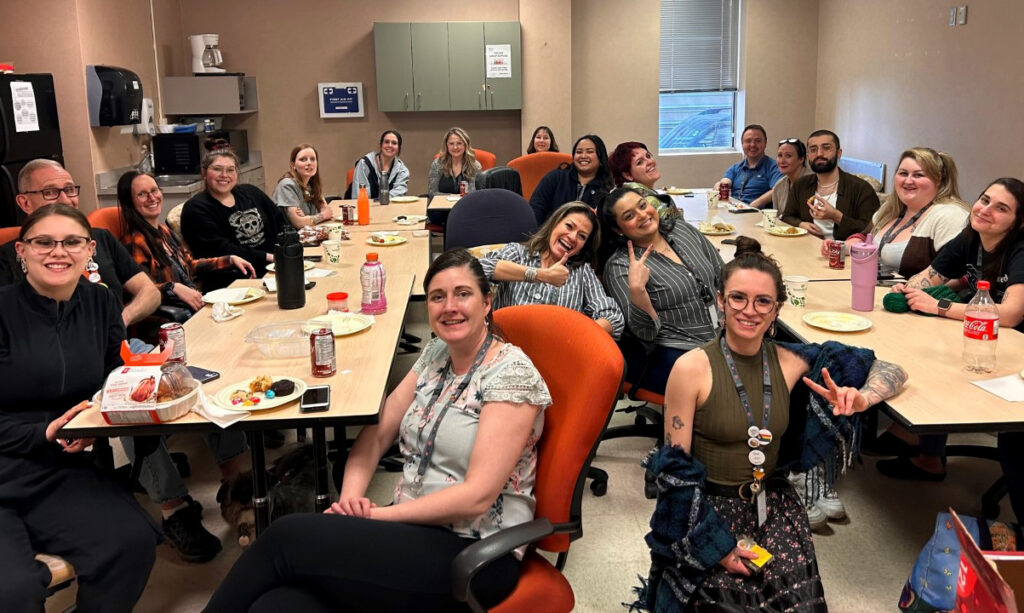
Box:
[936,298,952,317]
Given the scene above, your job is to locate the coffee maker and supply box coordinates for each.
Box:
[189,34,226,74]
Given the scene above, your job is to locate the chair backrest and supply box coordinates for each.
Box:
[87,206,125,241]
[474,166,522,196]
[493,304,624,552]
[0,226,21,245]
[507,152,573,201]
[444,189,537,251]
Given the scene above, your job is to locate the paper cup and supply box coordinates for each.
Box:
[762,209,779,228]
[783,275,809,308]
[323,240,342,265]
[322,223,344,242]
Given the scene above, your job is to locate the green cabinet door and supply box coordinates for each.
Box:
[484,22,522,110]
[448,22,485,111]
[373,23,413,112]
[411,23,450,111]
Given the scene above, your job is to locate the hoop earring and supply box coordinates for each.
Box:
[17,257,26,274]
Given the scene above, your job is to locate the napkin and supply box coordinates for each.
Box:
[306,268,336,279]
[212,302,244,322]
[192,387,250,428]
[971,375,1024,402]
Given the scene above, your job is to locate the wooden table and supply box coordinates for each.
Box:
[61,272,416,532]
[307,229,429,298]
[328,197,428,232]
[428,194,462,212]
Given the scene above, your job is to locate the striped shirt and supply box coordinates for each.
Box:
[479,243,625,339]
[602,220,723,350]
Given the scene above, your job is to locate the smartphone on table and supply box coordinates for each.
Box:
[300,385,331,413]
[186,365,221,384]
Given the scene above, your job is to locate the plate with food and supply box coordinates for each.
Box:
[366,234,408,246]
[698,221,735,236]
[393,214,428,225]
[202,286,266,305]
[266,260,315,273]
[802,311,872,333]
[665,187,691,196]
[766,225,808,237]
[390,195,420,204]
[305,312,375,337]
[726,202,757,213]
[215,375,307,412]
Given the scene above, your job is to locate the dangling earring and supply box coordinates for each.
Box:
[769,319,777,338]
[17,257,26,274]
[86,257,101,283]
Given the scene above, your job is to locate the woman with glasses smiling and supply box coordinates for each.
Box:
[0,203,160,611]
[181,149,287,286]
[635,236,906,611]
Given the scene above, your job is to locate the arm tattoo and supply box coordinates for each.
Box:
[671,416,684,430]
[664,430,674,447]
[858,359,908,406]
[908,266,949,290]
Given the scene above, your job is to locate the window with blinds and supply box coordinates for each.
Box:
[659,0,742,152]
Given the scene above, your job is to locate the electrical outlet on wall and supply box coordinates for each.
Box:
[957,5,968,25]
[949,7,957,27]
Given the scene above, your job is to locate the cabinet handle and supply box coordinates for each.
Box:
[404,93,409,111]
[478,91,482,109]
[416,92,421,110]
[490,89,494,109]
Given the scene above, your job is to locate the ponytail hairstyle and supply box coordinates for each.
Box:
[719,236,787,304]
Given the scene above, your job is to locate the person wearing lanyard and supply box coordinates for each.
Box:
[600,185,724,396]
[206,248,551,612]
[714,124,784,207]
[349,130,410,199]
[831,148,968,278]
[632,237,907,612]
[878,178,1024,501]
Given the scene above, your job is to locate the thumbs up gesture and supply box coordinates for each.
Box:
[537,253,570,287]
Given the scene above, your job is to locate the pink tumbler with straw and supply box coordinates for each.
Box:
[850,236,878,312]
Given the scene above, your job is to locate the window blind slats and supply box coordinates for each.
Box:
[660,0,740,92]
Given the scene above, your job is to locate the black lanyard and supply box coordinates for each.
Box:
[414,333,494,482]
[877,204,932,251]
[719,336,772,433]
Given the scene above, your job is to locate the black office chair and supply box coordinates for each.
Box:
[444,189,538,251]
[474,165,523,196]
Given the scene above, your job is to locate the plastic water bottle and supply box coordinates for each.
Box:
[963,280,998,372]
[360,252,387,315]
[379,169,390,206]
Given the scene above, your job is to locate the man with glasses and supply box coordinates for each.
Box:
[779,129,879,240]
[714,124,784,208]
[0,159,160,326]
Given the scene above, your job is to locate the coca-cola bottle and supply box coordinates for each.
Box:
[963,280,999,372]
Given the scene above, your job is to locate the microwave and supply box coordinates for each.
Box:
[152,129,248,174]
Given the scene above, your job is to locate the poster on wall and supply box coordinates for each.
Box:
[485,45,512,79]
[10,81,40,132]
[318,82,364,118]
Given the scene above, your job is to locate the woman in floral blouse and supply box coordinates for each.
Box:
[207,248,552,612]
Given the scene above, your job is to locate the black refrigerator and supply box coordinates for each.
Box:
[0,73,63,228]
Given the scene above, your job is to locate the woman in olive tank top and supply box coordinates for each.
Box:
[633,237,908,612]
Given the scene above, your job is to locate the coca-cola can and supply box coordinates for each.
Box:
[827,240,846,270]
[459,181,468,196]
[341,205,355,225]
[719,183,731,202]
[159,322,187,363]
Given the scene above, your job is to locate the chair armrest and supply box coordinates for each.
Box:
[451,517,554,611]
[154,304,191,324]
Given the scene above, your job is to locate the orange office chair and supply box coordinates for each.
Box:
[473,148,497,171]
[451,305,625,612]
[87,206,126,241]
[0,226,21,245]
[345,167,355,198]
[507,152,573,201]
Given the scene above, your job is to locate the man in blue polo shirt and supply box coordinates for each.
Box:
[714,124,783,207]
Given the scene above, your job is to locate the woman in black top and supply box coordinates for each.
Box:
[0,204,159,612]
[181,149,287,286]
[529,134,613,225]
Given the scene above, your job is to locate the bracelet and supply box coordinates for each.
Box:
[524,267,538,282]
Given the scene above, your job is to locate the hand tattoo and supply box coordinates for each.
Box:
[858,359,908,406]
[671,416,684,430]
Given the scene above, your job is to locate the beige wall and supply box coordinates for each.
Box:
[177,0,523,196]
[520,0,572,154]
[816,0,1021,198]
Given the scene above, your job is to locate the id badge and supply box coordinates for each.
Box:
[756,489,767,527]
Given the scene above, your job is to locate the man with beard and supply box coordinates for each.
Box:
[714,124,783,207]
[780,130,879,240]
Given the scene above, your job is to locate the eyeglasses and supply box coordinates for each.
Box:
[208,165,237,175]
[135,188,162,201]
[779,138,800,145]
[22,185,81,200]
[724,291,779,314]
[22,235,91,254]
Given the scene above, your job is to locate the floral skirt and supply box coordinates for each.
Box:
[686,486,828,612]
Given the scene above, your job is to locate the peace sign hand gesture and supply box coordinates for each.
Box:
[802,367,869,416]
[627,240,651,292]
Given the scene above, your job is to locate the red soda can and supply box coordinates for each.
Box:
[827,240,845,270]
[341,205,355,225]
[719,183,731,202]
[159,322,187,363]
[459,180,468,196]
[310,328,336,377]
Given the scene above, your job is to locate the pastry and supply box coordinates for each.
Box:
[269,379,295,396]
[249,375,273,393]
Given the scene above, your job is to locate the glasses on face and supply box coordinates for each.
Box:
[135,188,161,201]
[779,138,799,145]
[209,165,237,175]
[22,235,91,254]
[724,291,779,314]
[23,185,81,201]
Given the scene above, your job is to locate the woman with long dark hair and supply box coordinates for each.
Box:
[529,134,613,225]
[349,130,410,199]
[526,125,559,154]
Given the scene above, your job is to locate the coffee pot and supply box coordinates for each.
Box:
[189,34,226,74]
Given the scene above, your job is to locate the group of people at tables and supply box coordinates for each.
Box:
[2,117,1024,611]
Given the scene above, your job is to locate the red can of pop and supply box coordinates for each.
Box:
[459,180,468,196]
[827,240,846,270]
[159,322,187,363]
[310,327,336,377]
[719,183,731,202]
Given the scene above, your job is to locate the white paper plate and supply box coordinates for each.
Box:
[266,261,315,273]
[767,226,809,237]
[202,287,266,305]
[698,223,735,236]
[305,312,375,336]
[366,235,408,246]
[393,214,428,225]
[390,196,420,203]
[215,376,307,412]
[802,311,872,332]
[446,195,461,202]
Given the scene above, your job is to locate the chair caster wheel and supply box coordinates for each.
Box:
[590,479,608,497]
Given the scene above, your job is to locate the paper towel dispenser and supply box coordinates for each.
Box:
[86,65,143,126]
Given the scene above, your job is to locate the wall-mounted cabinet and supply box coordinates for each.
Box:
[374,22,521,112]
[162,76,258,115]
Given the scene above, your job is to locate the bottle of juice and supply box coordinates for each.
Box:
[357,183,370,226]
[360,253,387,315]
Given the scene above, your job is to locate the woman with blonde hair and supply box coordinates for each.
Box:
[273,143,333,228]
[427,127,481,201]
[836,147,968,278]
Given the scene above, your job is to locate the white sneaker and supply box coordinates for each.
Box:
[788,471,828,532]
[815,489,847,521]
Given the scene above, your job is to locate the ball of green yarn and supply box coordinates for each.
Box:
[883,292,910,313]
